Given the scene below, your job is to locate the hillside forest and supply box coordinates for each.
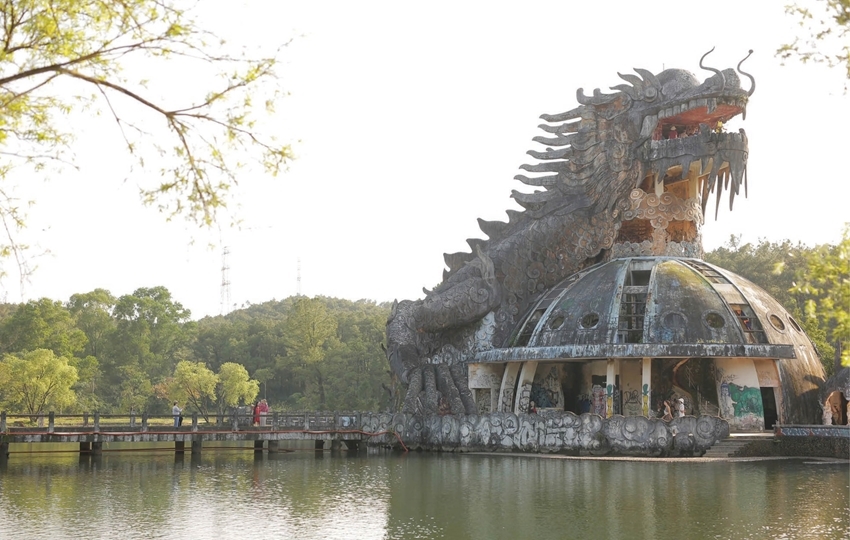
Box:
[0,232,847,418]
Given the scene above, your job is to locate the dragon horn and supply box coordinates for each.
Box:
[737,49,756,96]
[699,47,725,91]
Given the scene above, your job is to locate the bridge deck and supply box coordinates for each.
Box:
[1,411,378,456]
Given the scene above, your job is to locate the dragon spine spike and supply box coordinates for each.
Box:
[520,161,569,174]
[514,174,559,187]
[611,84,637,99]
[633,68,660,88]
[617,72,645,88]
[537,121,580,134]
[532,134,577,147]
[512,189,556,207]
[477,218,507,239]
[540,108,583,122]
[526,147,574,160]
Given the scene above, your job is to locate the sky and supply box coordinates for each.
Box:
[3,0,848,319]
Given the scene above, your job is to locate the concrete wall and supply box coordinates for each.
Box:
[360,411,729,457]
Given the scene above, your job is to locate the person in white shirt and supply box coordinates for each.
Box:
[172,402,182,428]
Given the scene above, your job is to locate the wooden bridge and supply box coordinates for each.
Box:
[0,410,392,459]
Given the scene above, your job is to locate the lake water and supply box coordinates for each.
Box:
[0,444,847,539]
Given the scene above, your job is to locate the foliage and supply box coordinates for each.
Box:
[110,286,195,384]
[117,364,153,414]
[0,0,292,279]
[778,0,850,82]
[216,361,259,412]
[279,297,338,409]
[792,225,850,367]
[0,349,78,416]
[0,288,393,414]
[0,298,87,357]
[67,289,116,358]
[167,360,217,421]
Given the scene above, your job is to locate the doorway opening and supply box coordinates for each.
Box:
[760,387,778,429]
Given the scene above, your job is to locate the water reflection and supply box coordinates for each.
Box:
[0,446,847,540]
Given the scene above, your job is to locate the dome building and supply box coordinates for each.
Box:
[469,256,825,431]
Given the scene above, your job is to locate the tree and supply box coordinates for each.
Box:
[110,286,195,382]
[0,349,78,416]
[168,360,217,422]
[281,297,338,409]
[117,364,153,414]
[67,289,116,359]
[0,1,292,277]
[778,0,850,81]
[792,225,850,368]
[216,362,258,414]
[0,298,87,357]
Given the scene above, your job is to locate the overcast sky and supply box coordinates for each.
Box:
[4,0,848,319]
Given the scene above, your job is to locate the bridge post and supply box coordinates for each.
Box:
[79,442,91,454]
[314,440,325,450]
[191,438,202,455]
[48,412,55,433]
[93,412,100,431]
[175,441,185,454]
[272,412,278,430]
[192,413,198,431]
[141,413,148,432]
[254,440,264,452]
[304,413,310,430]
[91,442,102,455]
[130,411,136,428]
[83,412,89,427]
[0,412,7,463]
[232,411,239,431]
[330,439,341,451]
[268,440,280,453]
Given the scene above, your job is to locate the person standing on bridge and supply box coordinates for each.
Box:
[258,399,270,427]
[172,402,182,428]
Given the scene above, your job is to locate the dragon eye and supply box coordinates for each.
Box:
[644,87,657,101]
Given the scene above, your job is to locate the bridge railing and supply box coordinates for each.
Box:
[0,411,363,433]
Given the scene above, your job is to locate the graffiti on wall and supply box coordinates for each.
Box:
[531,366,564,409]
[591,385,606,417]
[622,389,641,417]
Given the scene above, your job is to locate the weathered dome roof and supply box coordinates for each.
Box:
[476,257,817,362]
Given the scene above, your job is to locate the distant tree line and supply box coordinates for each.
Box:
[0,229,847,418]
[0,289,393,418]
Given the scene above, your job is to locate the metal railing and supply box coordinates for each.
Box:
[0,411,363,433]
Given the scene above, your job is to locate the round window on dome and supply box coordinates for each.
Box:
[704,312,725,329]
[769,314,786,331]
[549,315,565,330]
[580,313,600,329]
[789,316,803,332]
[663,312,686,329]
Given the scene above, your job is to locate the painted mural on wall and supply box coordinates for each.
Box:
[360,411,729,457]
[717,361,764,431]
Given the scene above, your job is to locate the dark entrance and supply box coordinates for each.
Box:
[760,387,778,429]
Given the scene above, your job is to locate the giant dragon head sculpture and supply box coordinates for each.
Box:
[515,48,754,233]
